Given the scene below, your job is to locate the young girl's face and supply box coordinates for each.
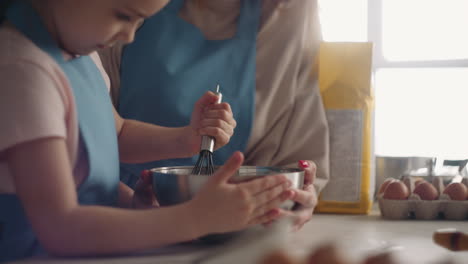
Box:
[48,0,169,55]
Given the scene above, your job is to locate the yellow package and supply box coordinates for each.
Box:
[315,42,374,214]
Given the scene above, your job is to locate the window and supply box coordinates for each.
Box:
[319,0,468,159]
[319,0,368,42]
[380,0,468,61]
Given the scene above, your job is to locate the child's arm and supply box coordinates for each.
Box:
[8,139,291,257]
[114,91,236,163]
[8,137,199,255]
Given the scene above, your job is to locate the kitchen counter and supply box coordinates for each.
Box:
[11,209,468,264]
[289,210,468,263]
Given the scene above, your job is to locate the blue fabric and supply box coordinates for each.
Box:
[119,0,260,187]
[0,2,120,261]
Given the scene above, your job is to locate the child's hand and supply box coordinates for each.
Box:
[132,170,160,209]
[187,91,236,154]
[188,152,295,235]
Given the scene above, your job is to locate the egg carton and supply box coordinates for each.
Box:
[378,177,468,220]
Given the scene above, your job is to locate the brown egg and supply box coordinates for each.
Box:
[364,252,398,264]
[305,244,348,264]
[414,179,425,186]
[413,181,439,200]
[383,180,409,200]
[258,250,297,264]
[378,178,396,195]
[443,182,468,201]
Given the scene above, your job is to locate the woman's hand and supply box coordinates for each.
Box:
[267,160,318,231]
[188,152,295,235]
[187,91,237,155]
[132,170,160,209]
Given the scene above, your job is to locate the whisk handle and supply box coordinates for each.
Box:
[214,84,222,104]
[201,136,215,152]
[200,86,222,152]
[215,92,222,104]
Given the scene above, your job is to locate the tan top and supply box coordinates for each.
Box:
[98,0,329,193]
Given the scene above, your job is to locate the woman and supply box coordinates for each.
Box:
[99,0,329,230]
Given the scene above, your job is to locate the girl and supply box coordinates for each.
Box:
[0,0,294,261]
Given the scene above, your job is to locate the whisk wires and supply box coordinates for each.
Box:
[192,150,215,175]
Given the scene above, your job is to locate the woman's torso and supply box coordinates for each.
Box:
[101,0,324,167]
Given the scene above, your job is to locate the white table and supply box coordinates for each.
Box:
[11,209,468,264]
[290,210,468,263]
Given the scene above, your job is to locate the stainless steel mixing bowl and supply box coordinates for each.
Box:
[150,166,304,210]
[150,166,304,244]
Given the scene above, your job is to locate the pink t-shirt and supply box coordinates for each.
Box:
[0,24,111,194]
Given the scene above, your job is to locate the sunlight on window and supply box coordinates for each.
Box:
[318,0,368,42]
[319,0,468,159]
[375,68,468,159]
[382,0,468,61]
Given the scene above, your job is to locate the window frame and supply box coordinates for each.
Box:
[367,0,468,157]
[368,0,468,69]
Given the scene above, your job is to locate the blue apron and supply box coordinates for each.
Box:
[0,2,120,261]
[119,0,260,187]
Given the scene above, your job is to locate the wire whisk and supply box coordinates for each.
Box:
[192,148,216,175]
[191,85,222,175]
